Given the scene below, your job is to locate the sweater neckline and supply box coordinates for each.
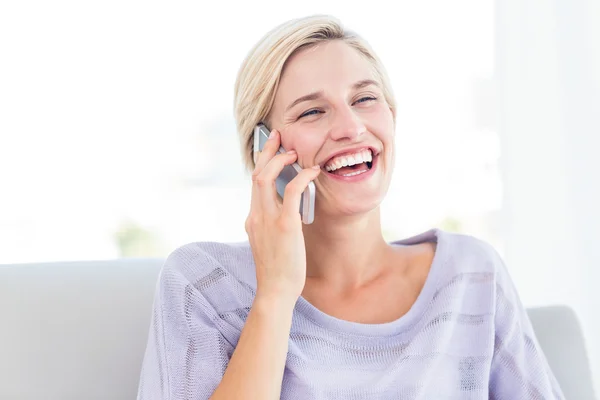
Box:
[294,228,447,337]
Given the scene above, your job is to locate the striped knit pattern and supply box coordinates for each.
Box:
[137,228,564,399]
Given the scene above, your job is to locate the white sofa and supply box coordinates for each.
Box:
[0,258,596,400]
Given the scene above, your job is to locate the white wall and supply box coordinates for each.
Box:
[0,1,498,263]
[496,0,600,388]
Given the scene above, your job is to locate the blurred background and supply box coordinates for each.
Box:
[1,0,598,389]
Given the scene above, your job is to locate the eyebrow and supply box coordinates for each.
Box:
[285,79,380,112]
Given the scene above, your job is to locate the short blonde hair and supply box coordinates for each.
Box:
[233,14,397,172]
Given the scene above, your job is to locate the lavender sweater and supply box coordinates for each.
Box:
[137,228,564,399]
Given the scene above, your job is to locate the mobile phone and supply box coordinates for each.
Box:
[253,123,316,224]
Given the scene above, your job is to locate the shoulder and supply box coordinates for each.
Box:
[162,241,254,281]
[438,229,504,276]
[423,229,509,316]
[428,229,510,309]
[157,240,257,310]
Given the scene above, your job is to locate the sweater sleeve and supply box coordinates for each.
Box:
[488,250,565,400]
[136,252,233,400]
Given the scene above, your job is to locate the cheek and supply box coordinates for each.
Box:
[370,106,395,140]
[284,128,321,153]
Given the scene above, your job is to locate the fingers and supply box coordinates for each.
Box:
[257,149,298,184]
[250,129,291,215]
[253,150,299,213]
[249,128,320,221]
[281,165,321,218]
[253,129,281,174]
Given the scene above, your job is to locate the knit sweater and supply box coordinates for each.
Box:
[137,228,564,399]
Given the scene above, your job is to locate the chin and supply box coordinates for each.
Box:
[315,158,393,218]
[323,191,386,217]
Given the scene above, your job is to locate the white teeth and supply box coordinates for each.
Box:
[325,149,374,172]
[363,150,372,162]
[341,169,368,177]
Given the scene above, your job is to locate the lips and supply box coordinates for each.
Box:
[322,151,379,182]
[321,146,380,167]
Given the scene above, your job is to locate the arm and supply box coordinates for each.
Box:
[212,127,320,400]
[210,128,320,399]
[138,264,297,400]
[136,264,232,400]
[137,253,298,400]
[488,252,565,400]
[137,129,318,399]
[210,290,296,400]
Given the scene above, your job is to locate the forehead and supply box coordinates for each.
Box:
[277,41,376,97]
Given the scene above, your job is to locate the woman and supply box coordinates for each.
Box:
[137,14,564,399]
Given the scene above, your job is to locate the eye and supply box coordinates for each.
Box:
[299,109,323,119]
[298,96,377,119]
[354,96,377,105]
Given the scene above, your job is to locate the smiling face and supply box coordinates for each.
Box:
[268,40,396,217]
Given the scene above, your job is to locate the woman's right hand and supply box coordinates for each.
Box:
[245,128,321,303]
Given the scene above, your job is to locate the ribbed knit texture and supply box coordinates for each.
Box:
[137,228,564,399]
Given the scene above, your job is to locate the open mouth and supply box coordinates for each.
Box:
[324,149,375,177]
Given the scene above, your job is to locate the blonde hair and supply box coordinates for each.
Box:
[233,14,397,172]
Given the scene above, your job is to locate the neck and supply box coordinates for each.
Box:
[302,206,393,290]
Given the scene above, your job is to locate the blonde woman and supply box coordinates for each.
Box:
[137,15,564,400]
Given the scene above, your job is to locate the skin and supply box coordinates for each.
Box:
[267,40,435,322]
[211,38,436,400]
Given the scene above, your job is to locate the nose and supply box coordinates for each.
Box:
[328,105,366,141]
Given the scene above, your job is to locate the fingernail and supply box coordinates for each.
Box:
[312,165,321,170]
[268,130,277,139]
[286,149,296,154]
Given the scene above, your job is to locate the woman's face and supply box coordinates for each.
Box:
[269,40,395,217]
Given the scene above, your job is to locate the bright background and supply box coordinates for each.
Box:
[1,0,598,388]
